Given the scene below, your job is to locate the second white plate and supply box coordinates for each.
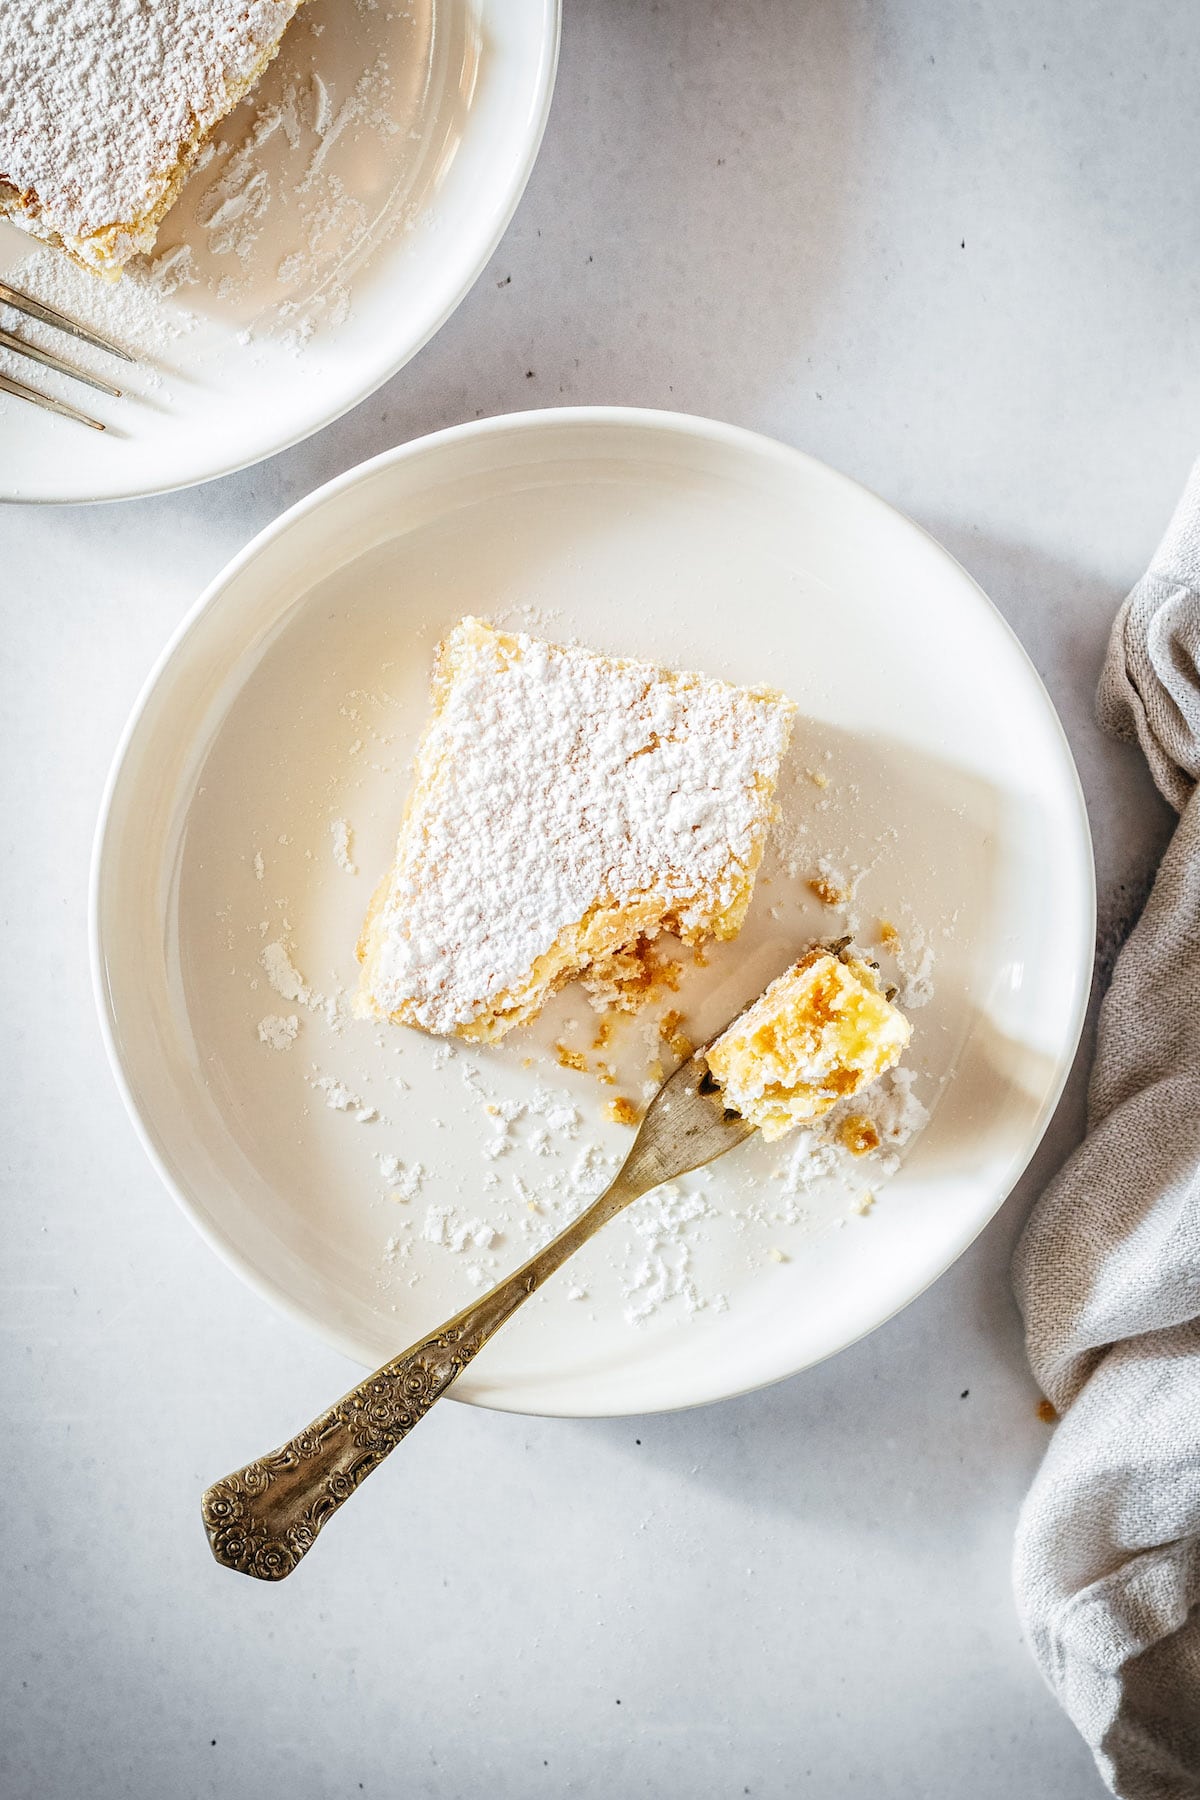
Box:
[93,408,1094,1414]
[0,0,558,502]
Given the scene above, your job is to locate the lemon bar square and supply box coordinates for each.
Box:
[706,946,911,1140]
[0,0,306,277]
[356,617,797,1042]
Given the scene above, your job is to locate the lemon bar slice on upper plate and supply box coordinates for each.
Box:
[0,0,305,277]
[705,945,911,1141]
[357,617,797,1042]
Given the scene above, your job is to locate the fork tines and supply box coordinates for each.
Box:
[0,277,135,431]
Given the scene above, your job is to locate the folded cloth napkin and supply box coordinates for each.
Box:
[1013,462,1200,1799]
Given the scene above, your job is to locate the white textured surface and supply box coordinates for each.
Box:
[3,1,1199,1796]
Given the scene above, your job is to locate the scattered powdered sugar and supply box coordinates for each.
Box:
[0,243,200,403]
[494,602,568,637]
[260,939,350,1033]
[774,1068,930,1200]
[565,1141,623,1198]
[253,850,265,881]
[363,990,931,1323]
[621,1184,719,1326]
[422,1207,498,1254]
[770,1137,845,1206]
[330,818,357,875]
[196,87,300,264]
[315,987,351,1033]
[311,1073,376,1123]
[481,1088,581,1161]
[142,240,202,298]
[377,1155,424,1202]
[261,940,311,1006]
[862,1066,930,1150]
[310,71,334,138]
[382,1043,930,1318]
[192,56,400,349]
[763,758,939,1013]
[257,1012,299,1050]
[531,1093,582,1135]
[893,932,935,1009]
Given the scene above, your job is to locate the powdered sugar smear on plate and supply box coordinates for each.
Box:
[622,1185,724,1327]
[258,1012,299,1050]
[771,1069,930,1205]
[330,818,357,874]
[261,940,311,1005]
[186,54,404,349]
[311,1072,377,1123]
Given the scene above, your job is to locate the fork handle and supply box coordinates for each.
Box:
[201,1172,643,1580]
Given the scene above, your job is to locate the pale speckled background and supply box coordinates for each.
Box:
[3,2,1198,1796]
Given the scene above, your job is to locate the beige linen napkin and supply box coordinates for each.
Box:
[1013,463,1200,1798]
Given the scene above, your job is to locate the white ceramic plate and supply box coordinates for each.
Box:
[92,408,1094,1416]
[0,1,557,503]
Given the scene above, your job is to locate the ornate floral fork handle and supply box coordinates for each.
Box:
[202,1049,753,1580]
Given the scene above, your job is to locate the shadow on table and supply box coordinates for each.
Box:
[199,0,881,517]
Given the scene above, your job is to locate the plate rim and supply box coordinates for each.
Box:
[5,0,562,508]
[90,404,1097,1415]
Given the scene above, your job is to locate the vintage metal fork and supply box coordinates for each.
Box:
[0,279,133,431]
[202,1039,755,1581]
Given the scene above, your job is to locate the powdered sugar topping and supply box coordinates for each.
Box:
[365,621,795,1032]
[0,0,304,263]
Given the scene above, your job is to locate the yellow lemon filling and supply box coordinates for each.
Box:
[706,947,910,1141]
